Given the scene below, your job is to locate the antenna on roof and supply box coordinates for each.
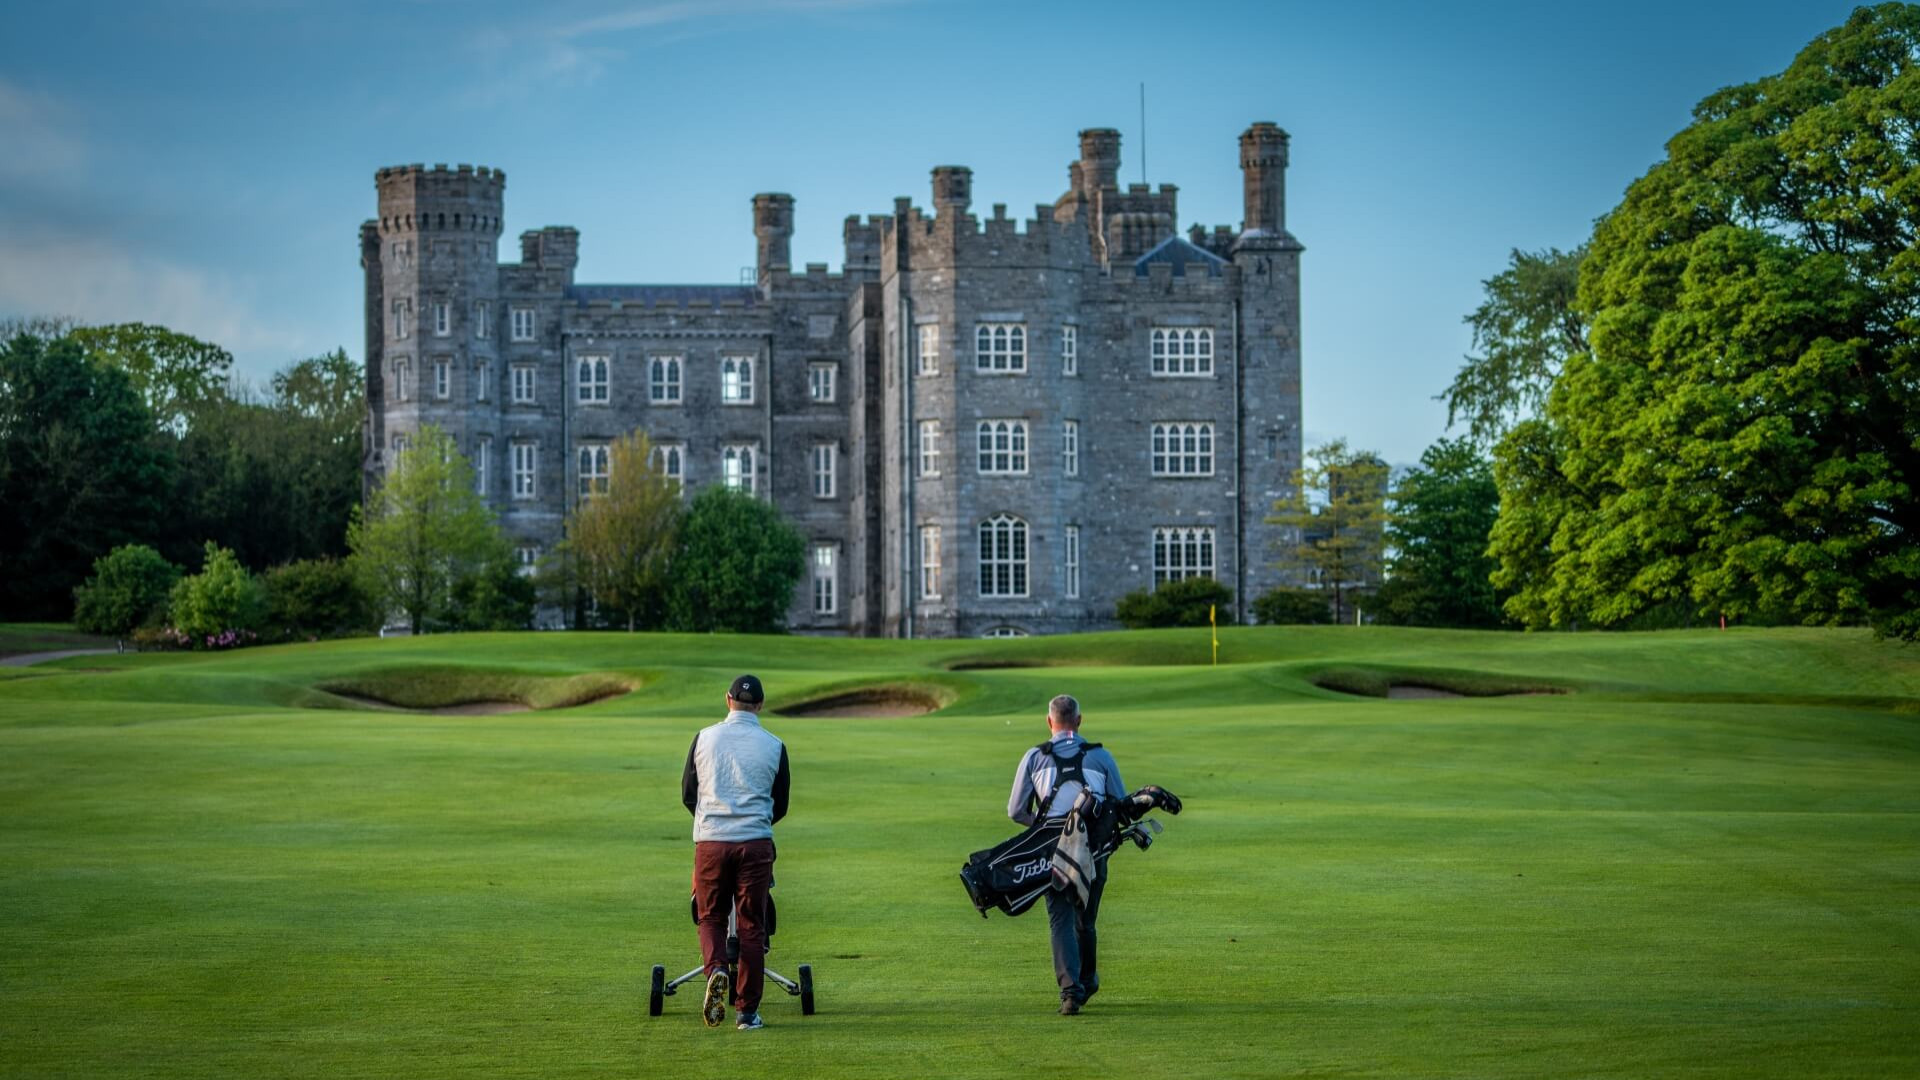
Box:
[1139,82,1148,185]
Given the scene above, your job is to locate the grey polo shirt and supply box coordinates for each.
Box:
[1007,730,1125,827]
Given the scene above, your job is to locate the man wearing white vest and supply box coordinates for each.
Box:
[681,674,791,1031]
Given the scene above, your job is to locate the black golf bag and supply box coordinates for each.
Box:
[959,781,1181,918]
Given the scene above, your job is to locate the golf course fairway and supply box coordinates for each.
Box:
[1,625,1915,1078]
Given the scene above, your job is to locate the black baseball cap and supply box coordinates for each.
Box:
[728,674,764,704]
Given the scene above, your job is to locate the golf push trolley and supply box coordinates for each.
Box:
[648,892,814,1018]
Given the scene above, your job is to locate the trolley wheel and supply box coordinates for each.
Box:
[648,965,665,1017]
[798,963,815,1016]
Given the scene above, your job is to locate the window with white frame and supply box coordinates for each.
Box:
[390,433,410,465]
[392,358,410,402]
[811,443,836,498]
[650,442,684,484]
[515,545,540,577]
[391,300,410,340]
[510,306,535,342]
[475,360,492,402]
[511,441,537,499]
[1151,422,1215,476]
[475,436,491,495]
[723,443,756,494]
[809,362,836,403]
[1063,420,1079,477]
[576,355,609,404]
[976,420,1028,474]
[920,525,941,600]
[650,355,683,404]
[975,323,1026,373]
[474,300,491,339]
[812,544,837,615]
[578,443,610,498]
[1150,327,1214,376]
[1062,324,1078,375]
[918,420,941,477]
[917,324,940,376]
[721,355,754,404]
[433,301,450,337]
[981,625,1028,639]
[433,359,451,399]
[1153,526,1215,585]
[1065,524,1081,599]
[978,513,1029,597]
[510,364,536,404]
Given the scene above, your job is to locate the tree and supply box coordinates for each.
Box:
[1252,587,1332,625]
[262,558,377,639]
[69,323,233,435]
[1491,5,1920,639]
[347,426,504,633]
[73,544,180,638]
[565,431,683,631]
[1439,247,1588,448]
[1267,439,1389,626]
[1374,438,1506,628]
[0,333,173,620]
[666,487,806,634]
[1115,576,1233,629]
[169,542,266,644]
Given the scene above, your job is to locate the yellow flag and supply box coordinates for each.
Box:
[1210,604,1218,665]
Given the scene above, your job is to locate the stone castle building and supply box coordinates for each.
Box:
[360,122,1303,637]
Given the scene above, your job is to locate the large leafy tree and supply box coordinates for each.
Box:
[0,333,173,619]
[1491,5,1920,638]
[69,323,233,435]
[1439,247,1588,448]
[347,426,506,633]
[1267,439,1389,625]
[72,544,180,638]
[1374,438,1505,628]
[666,486,806,634]
[566,431,683,631]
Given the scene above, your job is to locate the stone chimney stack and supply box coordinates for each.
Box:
[930,166,972,218]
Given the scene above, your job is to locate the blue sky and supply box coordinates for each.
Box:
[0,0,1861,465]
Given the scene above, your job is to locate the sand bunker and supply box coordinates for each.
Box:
[330,692,532,715]
[776,686,947,718]
[1387,685,1464,700]
[945,660,1049,671]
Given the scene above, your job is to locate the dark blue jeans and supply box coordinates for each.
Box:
[1043,856,1107,1003]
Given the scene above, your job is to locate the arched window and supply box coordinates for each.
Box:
[723,443,757,493]
[721,355,754,403]
[577,444,610,497]
[1150,327,1214,377]
[975,322,1027,372]
[1151,422,1216,476]
[576,356,609,403]
[975,420,1029,474]
[978,514,1029,597]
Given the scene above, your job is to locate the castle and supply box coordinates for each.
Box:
[360,123,1303,637]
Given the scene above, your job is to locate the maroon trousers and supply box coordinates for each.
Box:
[692,839,775,1013]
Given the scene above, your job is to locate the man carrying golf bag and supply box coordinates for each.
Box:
[1006,694,1126,1016]
[681,674,790,1031]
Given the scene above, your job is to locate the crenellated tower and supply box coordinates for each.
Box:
[365,163,506,484]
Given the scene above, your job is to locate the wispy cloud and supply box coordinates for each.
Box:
[551,0,906,40]
[0,229,308,358]
[0,78,88,181]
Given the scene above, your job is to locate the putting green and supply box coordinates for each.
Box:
[0,626,1915,1078]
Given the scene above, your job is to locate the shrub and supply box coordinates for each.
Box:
[263,558,377,639]
[1115,577,1234,629]
[444,549,537,631]
[72,544,180,637]
[1253,587,1333,626]
[168,542,266,645]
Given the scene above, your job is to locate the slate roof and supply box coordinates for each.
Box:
[1133,235,1228,277]
[567,284,759,307]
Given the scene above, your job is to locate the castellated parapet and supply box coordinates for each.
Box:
[362,122,1304,637]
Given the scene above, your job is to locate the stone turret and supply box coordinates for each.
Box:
[1238,122,1289,238]
[753,193,794,282]
[1077,128,1121,197]
[931,166,972,219]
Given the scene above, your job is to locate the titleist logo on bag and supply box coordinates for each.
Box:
[1009,858,1051,884]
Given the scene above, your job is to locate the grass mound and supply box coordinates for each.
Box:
[314,665,634,712]
[1310,664,1569,699]
[774,682,952,718]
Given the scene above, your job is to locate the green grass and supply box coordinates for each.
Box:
[0,626,1916,1078]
